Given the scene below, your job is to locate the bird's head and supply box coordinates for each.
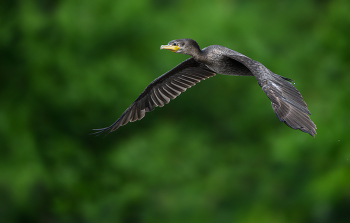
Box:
[160,39,200,56]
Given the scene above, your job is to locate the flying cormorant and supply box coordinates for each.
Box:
[93,39,316,137]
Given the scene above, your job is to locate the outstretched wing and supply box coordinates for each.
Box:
[225,54,317,137]
[93,58,216,136]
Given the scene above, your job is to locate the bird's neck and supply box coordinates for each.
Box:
[191,49,206,63]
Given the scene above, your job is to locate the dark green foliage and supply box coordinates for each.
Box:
[1,0,349,222]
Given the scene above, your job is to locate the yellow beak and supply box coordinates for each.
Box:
[160,45,179,52]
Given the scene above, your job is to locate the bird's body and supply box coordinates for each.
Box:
[197,45,260,77]
[93,39,316,137]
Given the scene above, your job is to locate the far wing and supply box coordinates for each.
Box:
[93,58,216,136]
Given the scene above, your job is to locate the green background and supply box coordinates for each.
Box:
[1,0,349,222]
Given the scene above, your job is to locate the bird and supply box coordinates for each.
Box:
[93,38,316,137]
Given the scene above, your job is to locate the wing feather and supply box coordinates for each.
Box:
[92,58,215,136]
[224,54,316,137]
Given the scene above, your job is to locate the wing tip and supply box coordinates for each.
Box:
[300,126,317,137]
[90,127,112,137]
[281,117,317,137]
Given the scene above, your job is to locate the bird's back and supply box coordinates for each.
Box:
[201,45,254,76]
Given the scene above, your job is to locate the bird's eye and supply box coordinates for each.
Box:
[173,43,177,46]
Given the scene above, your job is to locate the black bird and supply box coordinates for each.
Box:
[93,39,316,137]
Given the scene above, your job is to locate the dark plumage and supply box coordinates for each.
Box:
[93,39,316,137]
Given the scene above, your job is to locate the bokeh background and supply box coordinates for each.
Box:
[1,0,349,222]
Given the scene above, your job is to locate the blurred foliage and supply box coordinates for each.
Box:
[1,0,350,222]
